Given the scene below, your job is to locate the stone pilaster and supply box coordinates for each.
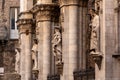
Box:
[31,4,58,80]
[17,12,33,80]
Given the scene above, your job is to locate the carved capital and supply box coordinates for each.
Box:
[17,19,33,35]
[31,4,59,21]
[36,10,52,21]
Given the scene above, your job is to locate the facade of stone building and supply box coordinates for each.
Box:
[1,0,120,80]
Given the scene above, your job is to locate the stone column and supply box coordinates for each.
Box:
[18,0,33,80]
[68,5,78,80]
[60,0,79,80]
[31,4,57,80]
[17,12,33,80]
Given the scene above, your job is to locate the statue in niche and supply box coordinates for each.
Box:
[52,27,62,64]
[15,48,21,73]
[32,39,38,70]
[89,9,100,55]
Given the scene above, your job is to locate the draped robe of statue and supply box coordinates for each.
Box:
[90,14,100,54]
[52,28,62,64]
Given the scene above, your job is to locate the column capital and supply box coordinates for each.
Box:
[17,19,33,35]
[17,11,34,35]
[31,4,59,21]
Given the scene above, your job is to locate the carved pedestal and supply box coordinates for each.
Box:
[56,62,64,75]
[90,52,103,70]
[32,70,39,80]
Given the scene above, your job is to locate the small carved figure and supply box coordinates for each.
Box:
[32,39,38,70]
[89,9,100,54]
[52,27,62,64]
[15,48,21,73]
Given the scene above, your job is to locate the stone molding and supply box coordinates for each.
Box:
[31,4,59,21]
[17,19,33,27]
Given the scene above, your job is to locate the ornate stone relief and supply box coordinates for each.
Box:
[52,27,62,64]
[52,26,63,74]
[17,19,33,35]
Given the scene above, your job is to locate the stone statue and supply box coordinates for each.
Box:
[89,9,100,54]
[32,39,38,70]
[52,27,62,64]
[15,48,21,73]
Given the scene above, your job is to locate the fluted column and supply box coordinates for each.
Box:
[31,4,58,80]
[17,13,33,80]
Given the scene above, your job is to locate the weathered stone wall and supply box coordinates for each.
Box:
[0,0,20,80]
